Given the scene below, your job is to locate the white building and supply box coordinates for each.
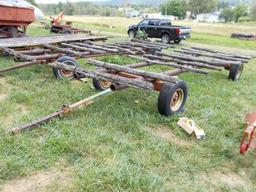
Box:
[141,13,178,20]
[125,10,140,18]
[196,11,224,23]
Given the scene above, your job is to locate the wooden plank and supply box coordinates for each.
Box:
[87,59,178,83]
[50,62,155,91]
[129,55,209,74]
[0,34,107,48]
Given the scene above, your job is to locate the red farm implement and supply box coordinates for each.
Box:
[41,11,91,35]
[0,4,35,38]
[240,112,256,154]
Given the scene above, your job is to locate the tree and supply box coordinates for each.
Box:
[160,0,187,19]
[55,2,64,14]
[65,1,75,15]
[221,8,235,22]
[26,0,37,6]
[187,0,218,16]
[218,0,229,10]
[234,5,248,22]
[250,2,256,20]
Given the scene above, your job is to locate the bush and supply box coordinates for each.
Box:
[238,16,251,23]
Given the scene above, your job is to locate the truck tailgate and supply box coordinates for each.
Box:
[180,27,191,35]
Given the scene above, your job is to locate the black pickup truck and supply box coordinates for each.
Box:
[128,18,191,44]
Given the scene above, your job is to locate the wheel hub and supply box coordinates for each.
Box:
[59,68,74,78]
[170,88,184,111]
[58,61,76,79]
[100,80,111,88]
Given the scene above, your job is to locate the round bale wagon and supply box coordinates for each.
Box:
[0,4,35,38]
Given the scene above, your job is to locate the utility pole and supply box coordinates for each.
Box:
[122,0,128,15]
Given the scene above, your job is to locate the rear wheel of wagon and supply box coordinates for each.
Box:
[158,81,188,116]
[229,64,243,81]
[92,79,111,91]
[53,56,77,80]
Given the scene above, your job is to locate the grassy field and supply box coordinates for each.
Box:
[0,17,256,191]
[62,16,256,50]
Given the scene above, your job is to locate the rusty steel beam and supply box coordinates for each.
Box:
[0,61,40,73]
[10,89,112,134]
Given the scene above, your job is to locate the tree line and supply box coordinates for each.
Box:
[37,1,158,17]
[161,0,256,22]
[27,0,255,22]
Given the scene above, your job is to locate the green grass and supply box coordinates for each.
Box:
[190,32,256,50]
[0,19,256,191]
[58,16,256,50]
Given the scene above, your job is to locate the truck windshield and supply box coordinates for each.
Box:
[139,20,149,27]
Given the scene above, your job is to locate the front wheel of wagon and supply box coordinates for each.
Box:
[92,79,111,91]
[53,56,77,80]
[229,64,243,81]
[158,81,188,116]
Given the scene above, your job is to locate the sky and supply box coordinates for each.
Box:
[35,0,106,4]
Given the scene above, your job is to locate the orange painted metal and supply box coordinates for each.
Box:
[153,80,164,91]
[0,5,35,26]
[240,112,256,154]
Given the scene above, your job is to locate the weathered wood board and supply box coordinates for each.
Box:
[0,34,107,48]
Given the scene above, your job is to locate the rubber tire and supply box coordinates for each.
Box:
[128,30,136,39]
[8,26,19,38]
[63,29,72,34]
[92,79,110,91]
[161,34,171,44]
[53,56,77,80]
[158,81,188,116]
[174,39,182,44]
[229,64,243,81]
[50,26,56,33]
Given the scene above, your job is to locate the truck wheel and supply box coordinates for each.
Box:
[161,34,170,44]
[53,56,77,80]
[174,39,182,44]
[50,26,56,33]
[128,30,136,39]
[92,79,111,91]
[158,81,188,116]
[8,27,19,38]
[229,64,243,81]
[63,29,72,34]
